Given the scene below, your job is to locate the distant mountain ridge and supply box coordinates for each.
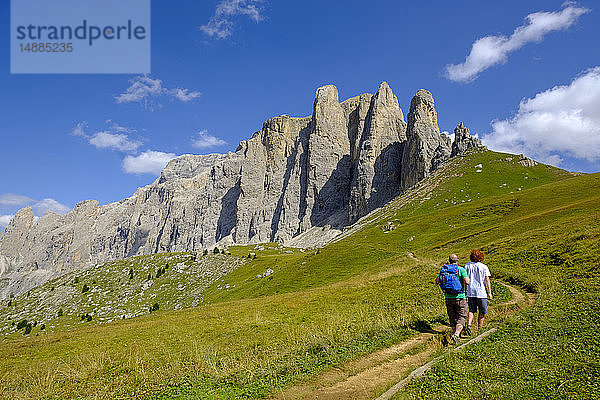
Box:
[0,82,482,298]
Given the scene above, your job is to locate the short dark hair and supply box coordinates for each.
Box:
[470,249,484,262]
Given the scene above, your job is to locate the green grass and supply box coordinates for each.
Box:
[0,150,598,399]
[0,252,247,338]
[397,206,600,399]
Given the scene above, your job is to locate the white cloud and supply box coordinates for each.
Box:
[0,215,14,229]
[106,120,135,133]
[171,88,202,102]
[0,193,34,206]
[72,121,142,152]
[191,130,227,149]
[200,0,265,39]
[89,131,142,152]
[72,121,87,137]
[115,76,201,109]
[445,4,589,82]
[122,150,177,175]
[33,199,70,216]
[483,67,600,166]
[0,194,70,223]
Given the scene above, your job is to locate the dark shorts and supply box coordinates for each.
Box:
[445,298,468,329]
[468,297,488,315]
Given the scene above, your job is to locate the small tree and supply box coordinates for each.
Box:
[82,284,90,293]
[24,324,32,335]
[57,309,63,317]
[129,268,134,279]
[40,324,46,330]
[74,277,80,284]
[203,249,208,256]
[147,273,151,281]
[152,303,159,311]
[17,319,28,330]
[213,247,220,254]
[7,300,11,307]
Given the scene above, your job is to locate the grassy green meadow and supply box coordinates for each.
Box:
[0,149,598,399]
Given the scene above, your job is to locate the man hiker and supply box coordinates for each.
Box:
[436,254,470,345]
[464,249,492,336]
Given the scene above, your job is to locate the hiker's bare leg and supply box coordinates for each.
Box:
[467,311,474,327]
[478,313,485,329]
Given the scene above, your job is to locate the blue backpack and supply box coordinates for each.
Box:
[438,264,463,295]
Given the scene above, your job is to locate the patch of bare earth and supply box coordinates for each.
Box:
[271,280,533,400]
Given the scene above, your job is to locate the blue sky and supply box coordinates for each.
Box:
[1,0,599,228]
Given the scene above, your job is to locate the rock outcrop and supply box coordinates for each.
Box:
[349,82,406,222]
[451,122,483,156]
[400,89,452,191]
[0,83,474,298]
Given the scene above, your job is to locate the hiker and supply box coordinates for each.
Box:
[436,254,470,345]
[464,249,492,335]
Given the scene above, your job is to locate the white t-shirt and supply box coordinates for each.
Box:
[465,261,490,298]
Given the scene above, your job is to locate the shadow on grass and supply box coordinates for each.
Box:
[410,318,448,334]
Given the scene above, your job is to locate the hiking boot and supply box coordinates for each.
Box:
[464,325,472,336]
[451,334,461,345]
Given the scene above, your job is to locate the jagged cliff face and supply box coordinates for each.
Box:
[0,82,480,298]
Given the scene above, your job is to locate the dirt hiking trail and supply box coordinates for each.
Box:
[271,259,535,400]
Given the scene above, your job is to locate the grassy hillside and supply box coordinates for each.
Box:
[1,149,598,399]
[0,252,249,338]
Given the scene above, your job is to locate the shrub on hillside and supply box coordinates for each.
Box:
[213,247,220,254]
[16,319,28,330]
[82,284,90,293]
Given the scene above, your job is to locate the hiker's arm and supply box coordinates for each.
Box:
[485,276,492,299]
[463,275,470,286]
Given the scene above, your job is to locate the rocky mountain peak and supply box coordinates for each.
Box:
[4,207,34,237]
[407,89,439,132]
[451,122,483,156]
[400,89,451,191]
[0,83,477,298]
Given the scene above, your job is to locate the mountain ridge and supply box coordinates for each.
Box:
[0,82,483,298]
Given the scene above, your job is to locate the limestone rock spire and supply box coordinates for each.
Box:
[400,89,451,191]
